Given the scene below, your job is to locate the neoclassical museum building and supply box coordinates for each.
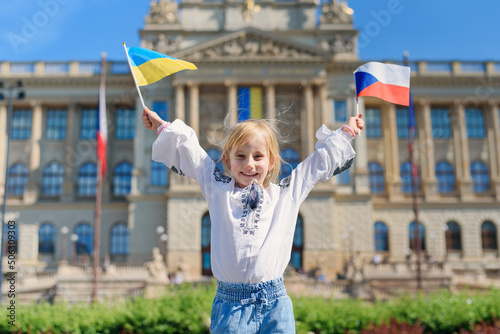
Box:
[1,0,499,287]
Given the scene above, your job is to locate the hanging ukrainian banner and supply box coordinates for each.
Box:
[238,86,263,122]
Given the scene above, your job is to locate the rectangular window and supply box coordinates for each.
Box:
[81,109,97,139]
[365,108,382,138]
[465,108,485,138]
[334,100,347,122]
[115,109,136,140]
[431,108,451,138]
[153,101,168,121]
[11,110,32,140]
[396,108,409,139]
[46,109,67,140]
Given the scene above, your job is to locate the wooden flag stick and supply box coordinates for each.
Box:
[123,42,146,109]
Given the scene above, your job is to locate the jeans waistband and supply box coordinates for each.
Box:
[215,277,287,305]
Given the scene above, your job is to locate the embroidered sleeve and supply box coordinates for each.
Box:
[283,125,356,203]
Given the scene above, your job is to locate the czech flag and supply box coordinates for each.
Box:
[354,62,411,106]
[97,54,107,178]
[126,47,197,86]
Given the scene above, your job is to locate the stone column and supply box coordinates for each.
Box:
[263,81,276,123]
[62,103,77,202]
[0,102,6,200]
[301,81,314,156]
[24,101,42,204]
[319,83,328,126]
[225,81,238,125]
[353,97,370,194]
[418,100,437,200]
[485,102,500,199]
[188,82,199,134]
[452,102,472,200]
[175,83,185,121]
[383,103,401,199]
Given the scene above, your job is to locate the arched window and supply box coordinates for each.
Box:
[374,222,389,251]
[409,221,425,251]
[207,148,224,173]
[151,160,168,186]
[435,161,455,193]
[42,162,64,197]
[445,221,462,251]
[74,223,93,255]
[280,148,300,179]
[78,162,97,196]
[7,163,29,196]
[481,221,498,250]
[113,162,133,196]
[201,213,212,276]
[39,223,57,255]
[110,222,129,260]
[400,161,420,194]
[368,162,385,194]
[290,216,304,270]
[470,161,489,193]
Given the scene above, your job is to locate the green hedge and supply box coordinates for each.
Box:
[4,284,500,334]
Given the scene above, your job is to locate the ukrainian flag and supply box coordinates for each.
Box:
[238,86,263,122]
[126,47,197,86]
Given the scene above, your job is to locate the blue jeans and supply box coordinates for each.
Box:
[210,277,295,334]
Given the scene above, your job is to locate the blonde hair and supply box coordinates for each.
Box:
[222,119,282,188]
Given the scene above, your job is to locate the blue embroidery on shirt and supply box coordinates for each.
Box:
[171,166,185,177]
[240,182,264,235]
[278,175,291,189]
[213,167,231,183]
[333,158,354,176]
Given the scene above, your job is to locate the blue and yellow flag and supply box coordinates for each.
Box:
[238,86,263,122]
[126,46,197,86]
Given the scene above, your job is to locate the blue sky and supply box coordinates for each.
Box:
[0,0,499,62]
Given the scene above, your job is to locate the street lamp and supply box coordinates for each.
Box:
[70,233,79,263]
[160,233,168,267]
[60,226,69,262]
[156,225,168,265]
[0,80,25,303]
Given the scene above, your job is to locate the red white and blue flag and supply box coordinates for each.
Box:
[97,54,107,178]
[354,62,411,106]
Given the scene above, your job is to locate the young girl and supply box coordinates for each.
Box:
[142,106,364,333]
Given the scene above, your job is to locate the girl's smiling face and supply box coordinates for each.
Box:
[223,132,275,188]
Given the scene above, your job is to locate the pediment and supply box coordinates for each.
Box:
[173,28,330,64]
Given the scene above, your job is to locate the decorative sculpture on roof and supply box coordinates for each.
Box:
[321,0,353,25]
[146,0,179,24]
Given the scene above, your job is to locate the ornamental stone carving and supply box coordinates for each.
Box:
[321,0,353,25]
[142,34,182,53]
[190,37,315,61]
[146,0,179,25]
[320,34,355,54]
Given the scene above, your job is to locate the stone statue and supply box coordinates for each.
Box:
[146,247,169,284]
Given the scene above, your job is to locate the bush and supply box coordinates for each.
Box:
[3,285,500,334]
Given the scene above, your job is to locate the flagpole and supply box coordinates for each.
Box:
[404,51,423,291]
[123,42,146,109]
[92,53,106,303]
